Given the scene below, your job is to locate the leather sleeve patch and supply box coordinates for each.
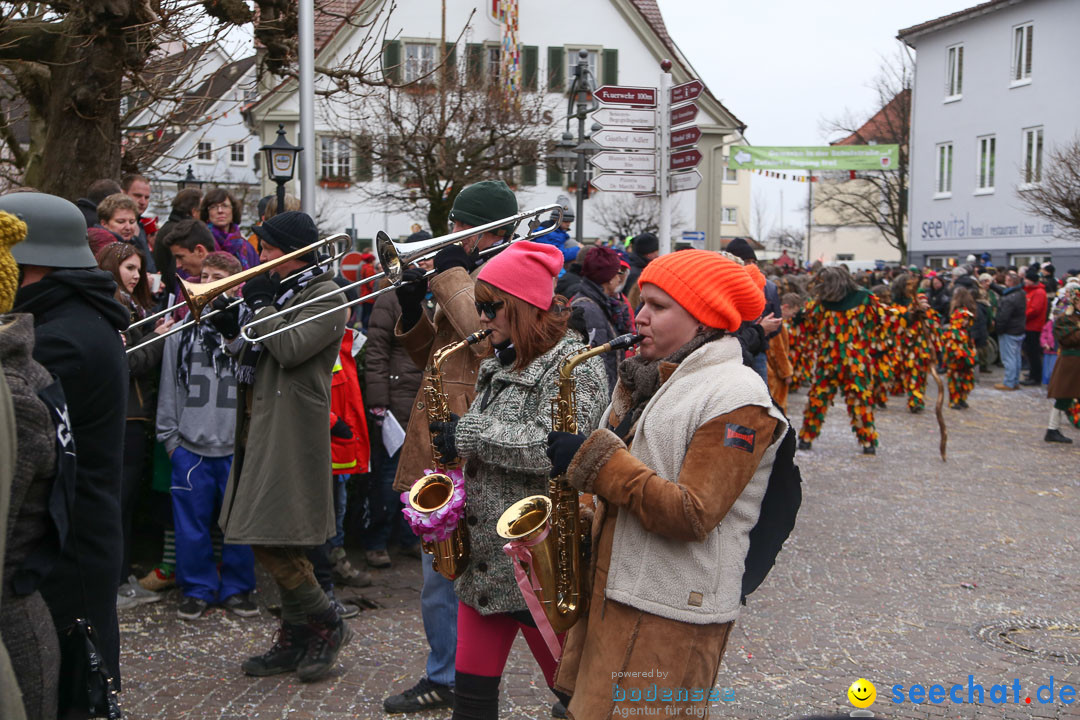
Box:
[723,423,756,453]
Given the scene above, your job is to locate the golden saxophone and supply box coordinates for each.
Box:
[407,328,493,580]
[497,333,643,633]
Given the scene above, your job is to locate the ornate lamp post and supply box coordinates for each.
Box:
[551,49,599,244]
[260,123,303,214]
[176,165,204,191]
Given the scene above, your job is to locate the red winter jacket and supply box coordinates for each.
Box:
[1024,283,1047,332]
[359,253,378,305]
[330,331,370,475]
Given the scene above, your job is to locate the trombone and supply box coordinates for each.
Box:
[126,233,352,332]
[125,233,348,355]
[240,204,563,343]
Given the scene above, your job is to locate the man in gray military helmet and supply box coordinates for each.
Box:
[5,191,130,693]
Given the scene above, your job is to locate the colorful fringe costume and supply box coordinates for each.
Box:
[893,296,941,412]
[942,307,976,406]
[798,288,884,449]
[869,304,902,407]
[788,308,815,391]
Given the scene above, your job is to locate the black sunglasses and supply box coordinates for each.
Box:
[475,300,505,320]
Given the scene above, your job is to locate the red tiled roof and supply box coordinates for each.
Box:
[314,0,366,52]
[832,89,910,146]
[627,0,745,131]
[897,0,1018,44]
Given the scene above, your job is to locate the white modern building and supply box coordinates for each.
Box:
[900,0,1080,270]
[247,0,745,249]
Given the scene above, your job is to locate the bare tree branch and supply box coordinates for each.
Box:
[1016,136,1080,241]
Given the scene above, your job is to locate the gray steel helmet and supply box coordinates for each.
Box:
[1,192,96,268]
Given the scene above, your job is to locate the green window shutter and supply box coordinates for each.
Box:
[466,44,484,83]
[521,163,537,186]
[355,136,373,182]
[382,40,401,84]
[522,45,539,91]
[603,49,618,86]
[546,161,563,187]
[444,42,458,81]
[547,46,564,92]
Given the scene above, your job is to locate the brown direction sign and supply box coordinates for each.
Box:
[671,79,704,104]
[670,102,698,127]
[594,85,657,107]
[670,148,703,171]
[670,125,701,149]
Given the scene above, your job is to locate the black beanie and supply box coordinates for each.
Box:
[252,211,318,253]
[726,237,757,262]
[632,232,659,256]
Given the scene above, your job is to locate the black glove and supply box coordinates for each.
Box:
[243,273,281,311]
[429,412,460,465]
[546,431,587,479]
[207,294,240,339]
[396,267,429,332]
[568,305,589,343]
[330,416,353,440]
[433,245,473,274]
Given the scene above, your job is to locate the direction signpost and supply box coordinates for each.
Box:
[669,102,698,127]
[670,148,702,171]
[594,85,657,107]
[591,107,656,127]
[670,79,703,104]
[590,151,656,172]
[592,129,656,150]
[591,173,657,193]
[669,169,702,193]
[670,126,701,149]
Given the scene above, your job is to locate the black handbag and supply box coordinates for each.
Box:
[37,380,123,719]
[57,619,122,719]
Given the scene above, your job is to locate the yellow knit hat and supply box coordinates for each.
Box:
[639,249,766,331]
[0,210,28,313]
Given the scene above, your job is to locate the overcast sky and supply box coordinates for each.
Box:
[656,0,976,237]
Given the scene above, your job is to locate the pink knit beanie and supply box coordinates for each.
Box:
[477,241,563,309]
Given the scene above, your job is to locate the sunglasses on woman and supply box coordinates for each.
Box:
[475,300,505,320]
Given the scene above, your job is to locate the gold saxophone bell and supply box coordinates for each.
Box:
[408,473,470,579]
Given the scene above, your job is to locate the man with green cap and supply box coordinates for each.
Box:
[382,180,516,714]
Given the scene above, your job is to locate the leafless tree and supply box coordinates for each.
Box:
[1016,135,1080,241]
[589,192,686,240]
[814,42,912,262]
[768,226,805,256]
[0,1,398,200]
[752,188,773,246]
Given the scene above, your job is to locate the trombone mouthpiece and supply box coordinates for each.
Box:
[608,333,644,351]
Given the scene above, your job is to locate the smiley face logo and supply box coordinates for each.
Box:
[848,678,876,708]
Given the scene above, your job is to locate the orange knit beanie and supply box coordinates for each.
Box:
[638,250,765,331]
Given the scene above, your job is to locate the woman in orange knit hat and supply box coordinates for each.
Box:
[545,250,799,719]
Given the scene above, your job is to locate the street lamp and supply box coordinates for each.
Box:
[555,49,599,244]
[260,123,303,213]
[176,165,204,191]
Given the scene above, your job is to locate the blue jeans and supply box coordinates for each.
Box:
[421,554,457,687]
[751,351,768,384]
[170,447,255,602]
[331,476,348,548]
[1000,333,1024,388]
[363,446,419,551]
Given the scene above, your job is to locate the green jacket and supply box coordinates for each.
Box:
[220,278,346,546]
[454,331,607,615]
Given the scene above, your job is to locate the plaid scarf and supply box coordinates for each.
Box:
[236,265,326,387]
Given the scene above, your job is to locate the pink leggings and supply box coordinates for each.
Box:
[455,601,560,686]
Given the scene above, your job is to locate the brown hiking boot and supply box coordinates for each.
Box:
[330,547,372,587]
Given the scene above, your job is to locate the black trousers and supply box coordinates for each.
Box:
[1023,330,1043,382]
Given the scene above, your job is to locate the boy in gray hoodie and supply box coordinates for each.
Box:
[157,252,257,619]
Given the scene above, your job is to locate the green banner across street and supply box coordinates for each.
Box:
[728,145,900,171]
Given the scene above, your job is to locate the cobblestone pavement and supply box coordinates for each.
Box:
[117,367,1079,719]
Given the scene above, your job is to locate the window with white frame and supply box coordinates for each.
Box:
[945,44,963,99]
[566,49,598,85]
[405,42,437,83]
[1022,126,1043,186]
[1012,23,1033,83]
[488,47,501,83]
[976,135,995,192]
[935,142,953,196]
[196,141,213,161]
[1010,253,1051,267]
[723,162,737,183]
[230,143,246,165]
[320,136,351,180]
[721,207,737,224]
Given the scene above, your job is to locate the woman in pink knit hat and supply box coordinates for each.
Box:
[426,241,609,719]
[545,250,800,719]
